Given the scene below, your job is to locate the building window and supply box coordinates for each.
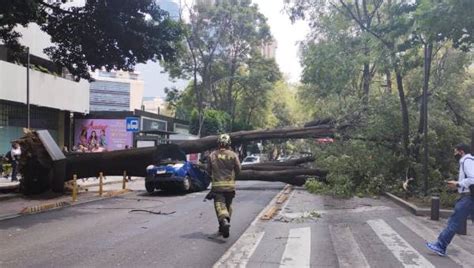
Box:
[0,100,59,130]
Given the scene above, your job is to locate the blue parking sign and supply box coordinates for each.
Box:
[126,117,140,132]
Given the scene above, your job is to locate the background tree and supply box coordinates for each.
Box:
[163,0,279,134]
[287,0,474,198]
[0,0,183,80]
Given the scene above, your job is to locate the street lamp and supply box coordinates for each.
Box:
[26,47,30,129]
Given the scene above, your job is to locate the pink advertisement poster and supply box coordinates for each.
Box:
[74,119,133,152]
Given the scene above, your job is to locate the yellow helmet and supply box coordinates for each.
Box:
[217,134,231,147]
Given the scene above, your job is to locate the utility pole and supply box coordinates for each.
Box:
[26,47,31,129]
[69,112,74,151]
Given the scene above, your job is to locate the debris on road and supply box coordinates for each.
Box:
[128,209,176,215]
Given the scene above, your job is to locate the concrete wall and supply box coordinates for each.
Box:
[130,79,144,111]
[0,61,89,113]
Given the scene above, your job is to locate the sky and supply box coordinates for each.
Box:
[252,0,309,83]
[136,0,310,98]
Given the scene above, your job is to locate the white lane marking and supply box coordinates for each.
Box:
[398,216,474,267]
[279,227,311,267]
[329,225,370,268]
[213,185,290,268]
[367,219,434,268]
[213,232,265,268]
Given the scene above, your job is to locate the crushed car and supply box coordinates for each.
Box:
[145,144,211,193]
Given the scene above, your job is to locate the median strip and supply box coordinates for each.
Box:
[260,185,293,220]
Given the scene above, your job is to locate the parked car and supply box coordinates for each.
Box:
[145,144,211,193]
[277,155,291,162]
[241,155,266,166]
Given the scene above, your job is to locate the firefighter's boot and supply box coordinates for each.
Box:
[220,218,230,238]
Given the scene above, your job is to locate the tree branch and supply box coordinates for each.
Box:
[38,1,77,15]
[446,100,474,126]
[335,0,392,48]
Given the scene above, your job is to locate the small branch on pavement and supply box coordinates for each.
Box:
[129,209,176,215]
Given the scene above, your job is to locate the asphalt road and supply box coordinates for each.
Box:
[0,181,284,268]
[216,188,474,268]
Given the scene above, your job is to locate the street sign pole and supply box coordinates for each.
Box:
[26,47,30,129]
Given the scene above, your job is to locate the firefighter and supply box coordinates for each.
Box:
[206,134,241,238]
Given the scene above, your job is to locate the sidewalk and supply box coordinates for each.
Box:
[0,177,20,190]
[0,177,145,221]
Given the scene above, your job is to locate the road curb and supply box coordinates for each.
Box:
[261,184,293,220]
[20,201,71,214]
[77,178,135,188]
[384,192,453,218]
[0,189,134,222]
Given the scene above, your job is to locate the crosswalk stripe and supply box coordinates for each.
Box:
[398,216,474,267]
[329,225,370,268]
[367,219,434,268]
[213,231,265,268]
[280,227,311,267]
[419,217,474,246]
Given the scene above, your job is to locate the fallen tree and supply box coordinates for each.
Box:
[243,156,315,167]
[16,124,335,194]
[237,169,328,186]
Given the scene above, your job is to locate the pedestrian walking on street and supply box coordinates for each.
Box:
[9,142,21,181]
[0,154,4,177]
[125,145,132,181]
[426,143,474,256]
[206,134,241,238]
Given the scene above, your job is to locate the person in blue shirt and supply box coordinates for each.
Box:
[426,143,474,256]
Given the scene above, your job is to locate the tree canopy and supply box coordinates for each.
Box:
[0,0,183,80]
[286,0,474,198]
[162,0,282,135]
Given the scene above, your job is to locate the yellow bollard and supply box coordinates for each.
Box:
[122,171,127,190]
[99,172,103,196]
[72,174,78,202]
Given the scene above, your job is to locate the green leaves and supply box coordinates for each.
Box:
[1,0,184,80]
[190,109,231,136]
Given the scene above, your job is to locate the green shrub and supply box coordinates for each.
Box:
[304,178,328,194]
[326,174,354,198]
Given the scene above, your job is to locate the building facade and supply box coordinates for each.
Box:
[74,110,196,151]
[260,39,277,59]
[89,70,144,112]
[0,24,89,153]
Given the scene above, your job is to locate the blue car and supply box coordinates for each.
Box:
[144,144,211,193]
[145,161,211,193]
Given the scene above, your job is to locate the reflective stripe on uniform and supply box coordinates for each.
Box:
[212,180,235,187]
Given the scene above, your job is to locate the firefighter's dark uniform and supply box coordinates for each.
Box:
[207,148,241,230]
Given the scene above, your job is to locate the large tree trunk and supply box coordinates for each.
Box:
[179,125,335,154]
[244,156,315,167]
[237,169,327,186]
[421,42,433,195]
[63,127,331,179]
[395,67,410,157]
[18,124,335,194]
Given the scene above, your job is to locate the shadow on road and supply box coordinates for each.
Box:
[181,231,227,244]
[0,207,90,230]
[137,190,191,198]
